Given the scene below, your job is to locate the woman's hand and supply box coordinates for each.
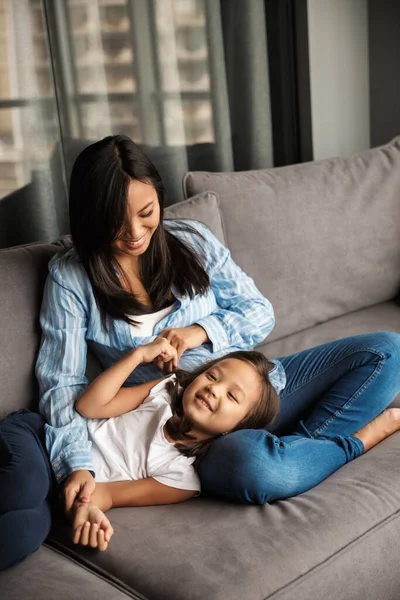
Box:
[138,337,178,369]
[72,501,114,551]
[62,469,96,514]
[155,325,209,373]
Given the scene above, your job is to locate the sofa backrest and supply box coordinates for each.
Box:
[0,243,58,417]
[183,137,400,342]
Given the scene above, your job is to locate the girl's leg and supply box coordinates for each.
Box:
[198,332,400,504]
[0,410,55,570]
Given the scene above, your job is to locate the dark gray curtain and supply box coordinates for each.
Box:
[0,0,273,248]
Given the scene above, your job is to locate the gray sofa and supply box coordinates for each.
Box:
[1,137,400,599]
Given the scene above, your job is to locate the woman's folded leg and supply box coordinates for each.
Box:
[0,410,56,570]
[0,501,52,570]
[272,332,400,438]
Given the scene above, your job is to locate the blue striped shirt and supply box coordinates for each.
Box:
[35,221,286,483]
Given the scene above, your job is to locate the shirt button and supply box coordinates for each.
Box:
[222,342,227,347]
[207,358,212,362]
[182,294,187,299]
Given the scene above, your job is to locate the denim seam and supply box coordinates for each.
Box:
[311,358,383,437]
[281,346,386,400]
[264,509,400,600]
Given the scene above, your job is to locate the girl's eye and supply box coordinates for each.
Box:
[228,392,237,402]
[140,210,154,218]
[207,372,216,381]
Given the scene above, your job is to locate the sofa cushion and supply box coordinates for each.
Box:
[47,433,400,599]
[164,190,226,246]
[0,242,58,418]
[260,300,400,365]
[0,545,131,600]
[184,137,400,342]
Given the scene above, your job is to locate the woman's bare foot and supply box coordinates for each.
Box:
[352,408,400,452]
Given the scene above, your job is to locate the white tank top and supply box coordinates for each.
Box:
[129,302,176,337]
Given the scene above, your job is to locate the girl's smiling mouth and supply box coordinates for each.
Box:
[195,394,213,411]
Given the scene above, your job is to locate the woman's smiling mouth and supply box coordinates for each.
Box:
[123,234,146,250]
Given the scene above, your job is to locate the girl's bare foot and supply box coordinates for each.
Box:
[352,408,400,452]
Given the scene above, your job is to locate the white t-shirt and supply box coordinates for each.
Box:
[87,376,200,493]
[129,303,176,337]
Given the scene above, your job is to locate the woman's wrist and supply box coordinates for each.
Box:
[192,324,209,345]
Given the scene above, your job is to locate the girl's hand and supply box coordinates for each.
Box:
[155,326,208,373]
[139,337,178,369]
[72,501,114,551]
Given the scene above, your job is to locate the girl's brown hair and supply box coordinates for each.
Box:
[165,350,280,466]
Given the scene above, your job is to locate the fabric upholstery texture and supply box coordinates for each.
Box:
[163,190,226,246]
[0,242,58,418]
[184,137,400,342]
[261,300,400,362]
[0,545,133,600]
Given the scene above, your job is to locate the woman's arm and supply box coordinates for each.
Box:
[194,224,276,351]
[89,479,197,511]
[36,262,93,485]
[160,223,275,358]
[75,337,177,419]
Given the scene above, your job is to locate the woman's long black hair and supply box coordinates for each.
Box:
[69,135,210,326]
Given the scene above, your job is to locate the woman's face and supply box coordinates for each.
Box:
[182,358,262,440]
[113,179,160,259]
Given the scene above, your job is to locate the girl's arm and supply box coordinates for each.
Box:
[89,478,197,510]
[70,478,196,548]
[75,337,177,419]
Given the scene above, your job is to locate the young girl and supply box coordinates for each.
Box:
[67,337,400,553]
[69,337,280,551]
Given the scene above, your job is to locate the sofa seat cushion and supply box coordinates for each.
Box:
[183,137,400,342]
[0,545,132,600]
[47,434,400,600]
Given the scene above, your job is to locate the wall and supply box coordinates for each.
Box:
[307,0,370,160]
[368,0,400,147]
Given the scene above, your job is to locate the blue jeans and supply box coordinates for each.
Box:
[198,332,400,504]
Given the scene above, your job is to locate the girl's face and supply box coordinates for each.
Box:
[182,358,263,440]
[113,179,160,259]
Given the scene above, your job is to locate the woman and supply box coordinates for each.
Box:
[35,137,400,519]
